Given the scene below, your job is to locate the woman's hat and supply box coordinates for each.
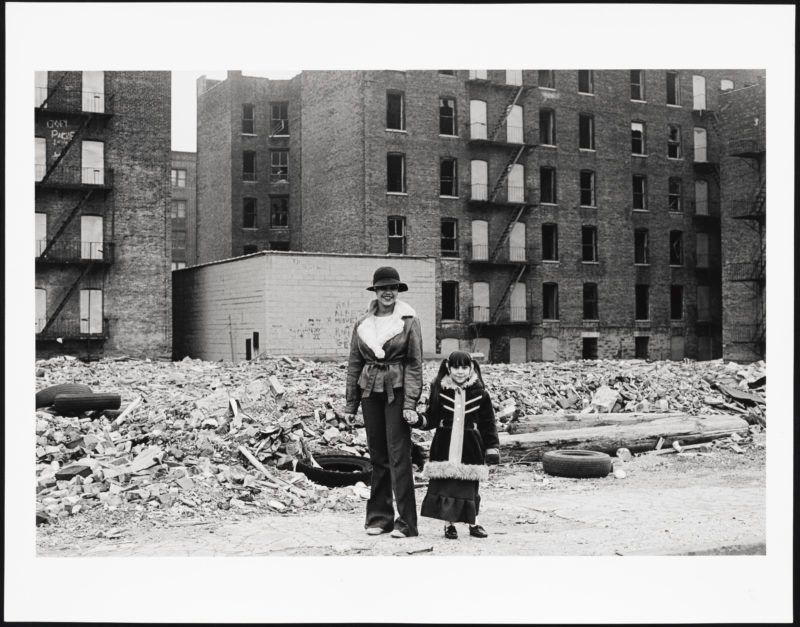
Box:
[366,266,408,292]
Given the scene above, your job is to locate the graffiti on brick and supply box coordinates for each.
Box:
[47,119,76,143]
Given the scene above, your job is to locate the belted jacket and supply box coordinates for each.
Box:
[417,372,499,482]
[345,299,423,414]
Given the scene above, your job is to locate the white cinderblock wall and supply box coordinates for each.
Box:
[173,252,436,361]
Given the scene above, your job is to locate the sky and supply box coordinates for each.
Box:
[171,70,299,152]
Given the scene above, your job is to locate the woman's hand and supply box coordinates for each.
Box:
[343,413,356,424]
[403,409,418,425]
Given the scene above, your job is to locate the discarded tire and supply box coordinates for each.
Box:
[542,449,612,478]
[36,383,93,409]
[52,392,122,414]
[296,454,373,488]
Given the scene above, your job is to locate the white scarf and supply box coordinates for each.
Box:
[357,300,416,359]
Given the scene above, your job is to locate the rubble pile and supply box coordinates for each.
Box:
[34,355,765,526]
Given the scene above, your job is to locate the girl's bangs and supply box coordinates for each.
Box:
[447,350,472,368]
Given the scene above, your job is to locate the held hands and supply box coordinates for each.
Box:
[403,409,419,426]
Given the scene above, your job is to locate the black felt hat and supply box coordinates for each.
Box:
[366,266,408,292]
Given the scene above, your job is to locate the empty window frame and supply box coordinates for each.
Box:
[36,288,47,333]
[506,70,523,86]
[540,166,557,204]
[469,70,488,80]
[172,231,186,253]
[630,70,646,100]
[243,198,257,228]
[506,104,523,143]
[635,336,649,358]
[670,285,684,320]
[539,109,556,145]
[668,178,683,212]
[692,75,707,110]
[583,283,599,320]
[578,70,594,94]
[270,241,289,251]
[386,91,405,130]
[171,168,187,187]
[542,223,558,261]
[631,121,646,154]
[634,228,649,264]
[35,213,46,256]
[579,113,595,150]
[387,153,406,193]
[242,103,255,134]
[82,71,105,113]
[171,262,187,271]
[439,97,457,135]
[582,226,598,262]
[669,231,684,265]
[635,284,650,320]
[270,102,289,135]
[81,215,104,260]
[442,281,459,319]
[171,200,187,219]
[388,216,406,254]
[470,159,488,200]
[270,150,289,183]
[543,283,559,319]
[270,197,289,227]
[580,170,596,206]
[243,245,258,255]
[35,71,48,107]
[440,158,458,196]
[582,337,598,359]
[441,218,458,257]
[667,124,682,158]
[632,174,647,210]
[242,152,256,182]
[720,79,734,91]
[666,71,681,105]
[35,137,46,181]
[538,70,555,89]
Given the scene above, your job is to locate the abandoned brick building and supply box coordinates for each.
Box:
[170,150,197,269]
[194,69,766,363]
[35,71,172,358]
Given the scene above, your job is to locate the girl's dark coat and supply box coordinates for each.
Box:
[418,372,500,482]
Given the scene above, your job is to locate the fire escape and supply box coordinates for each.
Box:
[728,140,766,357]
[36,72,115,341]
[465,79,538,351]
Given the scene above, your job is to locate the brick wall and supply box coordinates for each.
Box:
[173,252,436,360]
[196,76,233,263]
[170,150,196,265]
[36,71,171,358]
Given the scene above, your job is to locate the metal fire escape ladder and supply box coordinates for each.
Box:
[489,265,528,324]
[39,114,93,185]
[38,71,68,110]
[39,262,95,336]
[489,144,528,202]
[39,190,95,260]
[489,204,529,263]
[489,85,525,142]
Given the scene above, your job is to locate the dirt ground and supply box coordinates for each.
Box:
[37,431,765,557]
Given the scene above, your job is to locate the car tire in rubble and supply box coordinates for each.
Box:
[36,383,93,409]
[295,454,373,488]
[52,392,122,414]
[542,449,612,478]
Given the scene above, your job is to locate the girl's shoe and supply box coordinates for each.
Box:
[469,524,488,538]
[444,524,458,539]
[366,527,389,536]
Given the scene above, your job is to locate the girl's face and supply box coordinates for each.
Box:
[449,363,472,386]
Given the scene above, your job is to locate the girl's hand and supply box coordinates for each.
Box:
[485,448,500,465]
[403,409,418,425]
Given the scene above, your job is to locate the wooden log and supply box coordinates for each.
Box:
[499,414,749,460]
[507,412,688,434]
[111,396,142,428]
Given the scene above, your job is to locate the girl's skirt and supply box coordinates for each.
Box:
[420,478,480,524]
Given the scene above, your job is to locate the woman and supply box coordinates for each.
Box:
[343,266,423,538]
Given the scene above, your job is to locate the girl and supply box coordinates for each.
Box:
[412,350,500,539]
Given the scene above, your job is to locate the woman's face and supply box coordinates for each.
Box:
[375,285,399,309]
[449,363,472,386]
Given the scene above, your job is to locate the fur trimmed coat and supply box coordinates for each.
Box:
[345,299,423,413]
[417,372,500,482]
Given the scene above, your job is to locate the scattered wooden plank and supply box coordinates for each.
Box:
[499,414,750,460]
[112,396,142,428]
[507,412,686,434]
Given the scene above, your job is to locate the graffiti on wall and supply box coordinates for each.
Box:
[278,300,364,351]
